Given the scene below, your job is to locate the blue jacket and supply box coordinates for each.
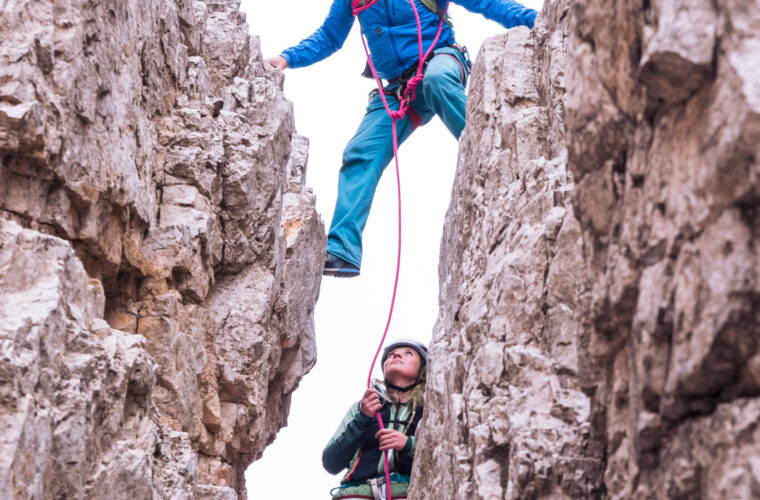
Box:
[281,0,537,80]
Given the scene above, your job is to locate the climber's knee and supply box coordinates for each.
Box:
[423,58,464,102]
[342,136,366,165]
[343,135,389,172]
[422,65,455,95]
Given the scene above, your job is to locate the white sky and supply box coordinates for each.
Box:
[242,1,543,497]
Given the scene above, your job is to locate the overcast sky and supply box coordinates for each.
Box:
[242,1,543,497]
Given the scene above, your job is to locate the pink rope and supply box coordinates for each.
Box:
[358,2,449,499]
[352,0,380,15]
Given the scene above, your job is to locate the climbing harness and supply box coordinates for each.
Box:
[331,473,411,500]
[350,1,449,499]
[368,43,469,104]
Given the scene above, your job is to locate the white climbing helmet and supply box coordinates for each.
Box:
[381,338,428,374]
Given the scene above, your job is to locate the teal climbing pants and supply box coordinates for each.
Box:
[326,46,471,268]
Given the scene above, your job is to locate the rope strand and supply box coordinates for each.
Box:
[358,2,450,499]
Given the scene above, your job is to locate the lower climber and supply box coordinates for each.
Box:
[266,0,538,277]
[322,339,428,499]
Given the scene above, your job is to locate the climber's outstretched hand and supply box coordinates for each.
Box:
[265,56,288,71]
[375,428,408,451]
[360,389,381,417]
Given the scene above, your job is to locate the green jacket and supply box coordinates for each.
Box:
[323,392,423,498]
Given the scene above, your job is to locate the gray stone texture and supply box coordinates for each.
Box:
[0,0,324,497]
[411,0,760,498]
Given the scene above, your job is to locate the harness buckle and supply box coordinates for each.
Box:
[367,477,386,500]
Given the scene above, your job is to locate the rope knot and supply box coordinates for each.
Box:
[388,109,406,121]
[406,73,424,92]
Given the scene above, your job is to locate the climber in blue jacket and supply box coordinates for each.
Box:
[266,0,537,278]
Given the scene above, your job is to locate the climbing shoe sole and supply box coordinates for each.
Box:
[322,267,361,278]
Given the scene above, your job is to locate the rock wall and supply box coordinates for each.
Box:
[0,0,324,498]
[412,0,760,498]
[567,0,760,496]
[409,2,602,497]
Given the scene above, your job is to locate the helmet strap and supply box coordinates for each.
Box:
[383,362,425,393]
[385,380,419,393]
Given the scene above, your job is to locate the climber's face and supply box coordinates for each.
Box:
[383,347,421,385]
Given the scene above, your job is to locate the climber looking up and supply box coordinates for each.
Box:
[266,0,537,278]
[321,339,428,499]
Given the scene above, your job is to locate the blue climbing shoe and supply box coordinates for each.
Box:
[323,252,360,278]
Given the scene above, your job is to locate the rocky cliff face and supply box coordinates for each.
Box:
[0,0,324,498]
[412,0,760,498]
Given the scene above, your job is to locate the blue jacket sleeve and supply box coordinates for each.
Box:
[281,0,355,69]
[322,403,374,474]
[452,0,538,29]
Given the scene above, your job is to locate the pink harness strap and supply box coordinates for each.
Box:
[353,1,450,499]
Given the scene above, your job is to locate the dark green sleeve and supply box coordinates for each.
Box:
[322,402,375,474]
[400,436,415,457]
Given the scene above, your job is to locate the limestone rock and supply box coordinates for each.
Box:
[0,220,190,499]
[410,2,602,497]
[638,0,717,105]
[0,0,324,497]
[412,0,760,498]
[566,0,760,496]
